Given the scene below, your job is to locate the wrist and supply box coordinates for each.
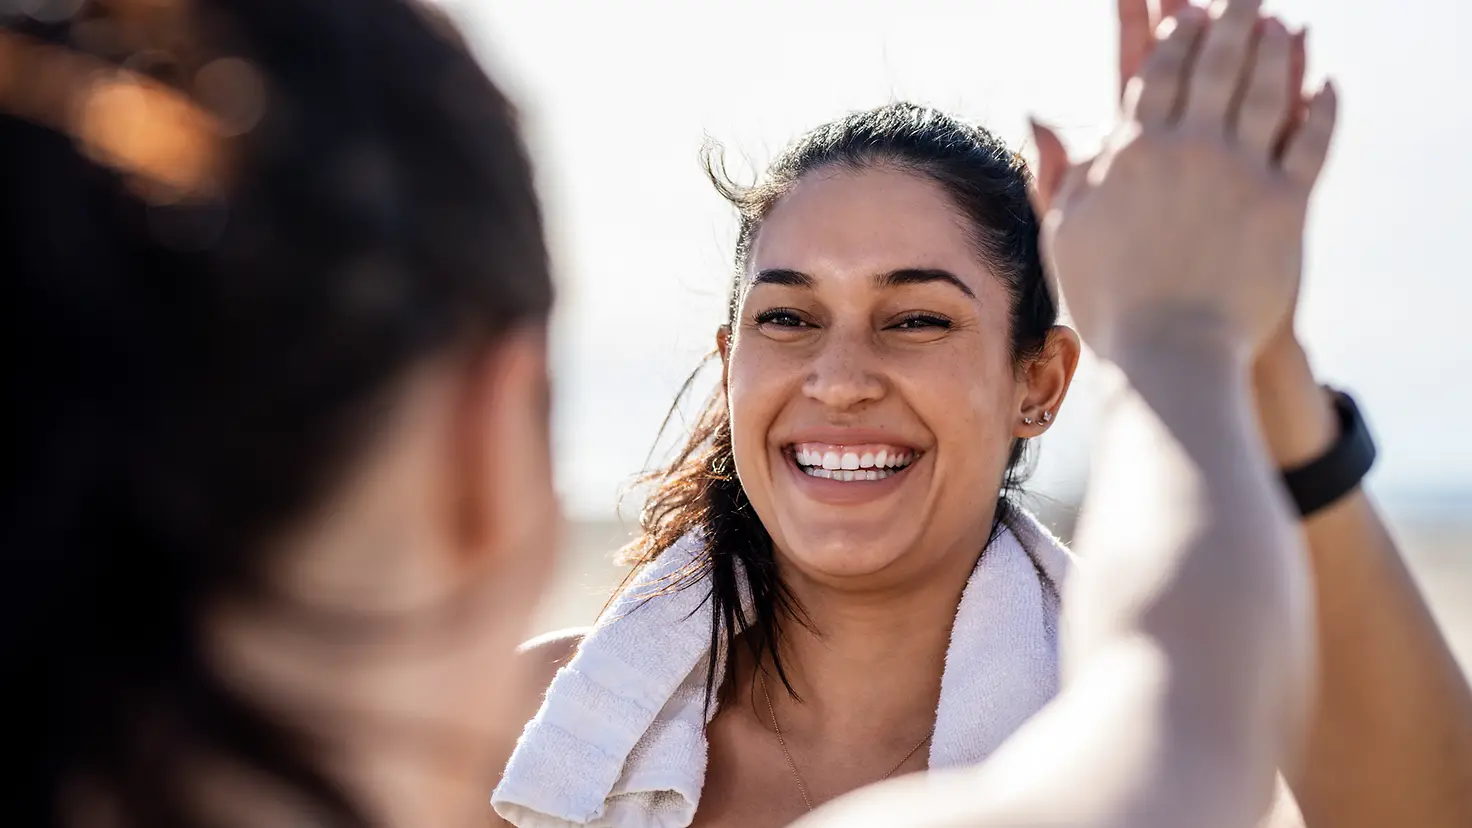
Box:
[1107,323,1258,443]
[1108,314,1255,378]
[1252,338,1338,468]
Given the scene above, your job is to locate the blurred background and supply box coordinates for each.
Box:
[443,1,1469,665]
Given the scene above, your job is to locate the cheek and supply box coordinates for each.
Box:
[725,343,790,467]
[918,344,1018,474]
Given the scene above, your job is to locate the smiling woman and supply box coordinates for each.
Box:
[493,103,1081,828]
[716,149,1079,592]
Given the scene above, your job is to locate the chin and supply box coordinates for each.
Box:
[771,524,920,581]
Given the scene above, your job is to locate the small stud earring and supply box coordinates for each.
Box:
[1023,416,1034,425]
[1041,411,1053,424]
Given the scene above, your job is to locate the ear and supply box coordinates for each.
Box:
[448,324,561,580]
[1014,325,1082,438]
[716,325,732,387]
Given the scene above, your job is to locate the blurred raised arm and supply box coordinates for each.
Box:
[1123,3,1472,824]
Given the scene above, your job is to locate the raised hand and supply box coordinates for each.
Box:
[1118,0,1192,100]
[1032,0,1337,364]
[1117,0,1305,112]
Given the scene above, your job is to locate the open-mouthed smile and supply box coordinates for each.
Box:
[787,442,919,482]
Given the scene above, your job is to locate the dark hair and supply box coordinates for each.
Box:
[620,102,1057,708]
[1,2,550,826]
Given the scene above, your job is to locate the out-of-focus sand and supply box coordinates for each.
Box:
[535,514,1472,675]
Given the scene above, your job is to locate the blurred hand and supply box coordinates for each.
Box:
[1033,0,1337,363]
[1116,1,1337,465]
[1120,0,1312,347]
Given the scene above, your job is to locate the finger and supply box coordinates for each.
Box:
[1272,27,1308,159]
[1155,0,1191,21]
[1028,118,1073,216]
[1118,0,1155,100]
[1280,81,1338,186]
[1127,5,1210,128]
[1235,17,1293,159]
[1179,0,1265,130]
[1288,28,1307,103]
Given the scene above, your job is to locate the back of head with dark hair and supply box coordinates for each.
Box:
[0,1,550,825]
[622,102,1057,708]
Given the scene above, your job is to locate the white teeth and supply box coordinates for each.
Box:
[798,465,902,482]
[791,444,918,479]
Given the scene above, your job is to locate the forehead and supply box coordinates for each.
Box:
[745,165,991,289]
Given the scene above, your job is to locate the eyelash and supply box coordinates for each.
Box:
[752,309,953,330]
[891,312,952,330]
[754,308,809,327]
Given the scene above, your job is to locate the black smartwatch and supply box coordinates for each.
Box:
[1280,388,1376,517]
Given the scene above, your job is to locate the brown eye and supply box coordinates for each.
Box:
[755,308,811,328]
[891,313,952,330]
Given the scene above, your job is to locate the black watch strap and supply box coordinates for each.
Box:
[1280,388,1376,517]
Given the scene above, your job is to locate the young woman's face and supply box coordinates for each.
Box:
[723,166,1035,587]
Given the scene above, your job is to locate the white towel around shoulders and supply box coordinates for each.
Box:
[493,509,1072,828]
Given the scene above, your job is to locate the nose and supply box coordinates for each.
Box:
[802,331,886,412]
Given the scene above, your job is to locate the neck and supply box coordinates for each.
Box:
[751,522,991,750]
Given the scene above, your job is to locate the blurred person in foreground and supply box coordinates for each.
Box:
[497,1,1472,827]
[1,1,559,826]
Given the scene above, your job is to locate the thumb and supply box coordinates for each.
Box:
[1027,117,1073,218]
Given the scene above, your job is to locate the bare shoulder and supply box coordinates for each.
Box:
[500,629,586,752]
[515,627,587,695]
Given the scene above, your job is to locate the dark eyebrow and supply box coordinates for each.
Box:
[878,268,976,299]
[751,268,816,289]
[749,267,976,299]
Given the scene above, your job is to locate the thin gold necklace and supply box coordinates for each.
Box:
[759,673,935,813]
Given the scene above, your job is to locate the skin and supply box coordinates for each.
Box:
[204,328,562,828]
[1114,2,1472,825]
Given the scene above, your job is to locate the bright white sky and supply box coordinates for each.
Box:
[447,0,1471,520]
